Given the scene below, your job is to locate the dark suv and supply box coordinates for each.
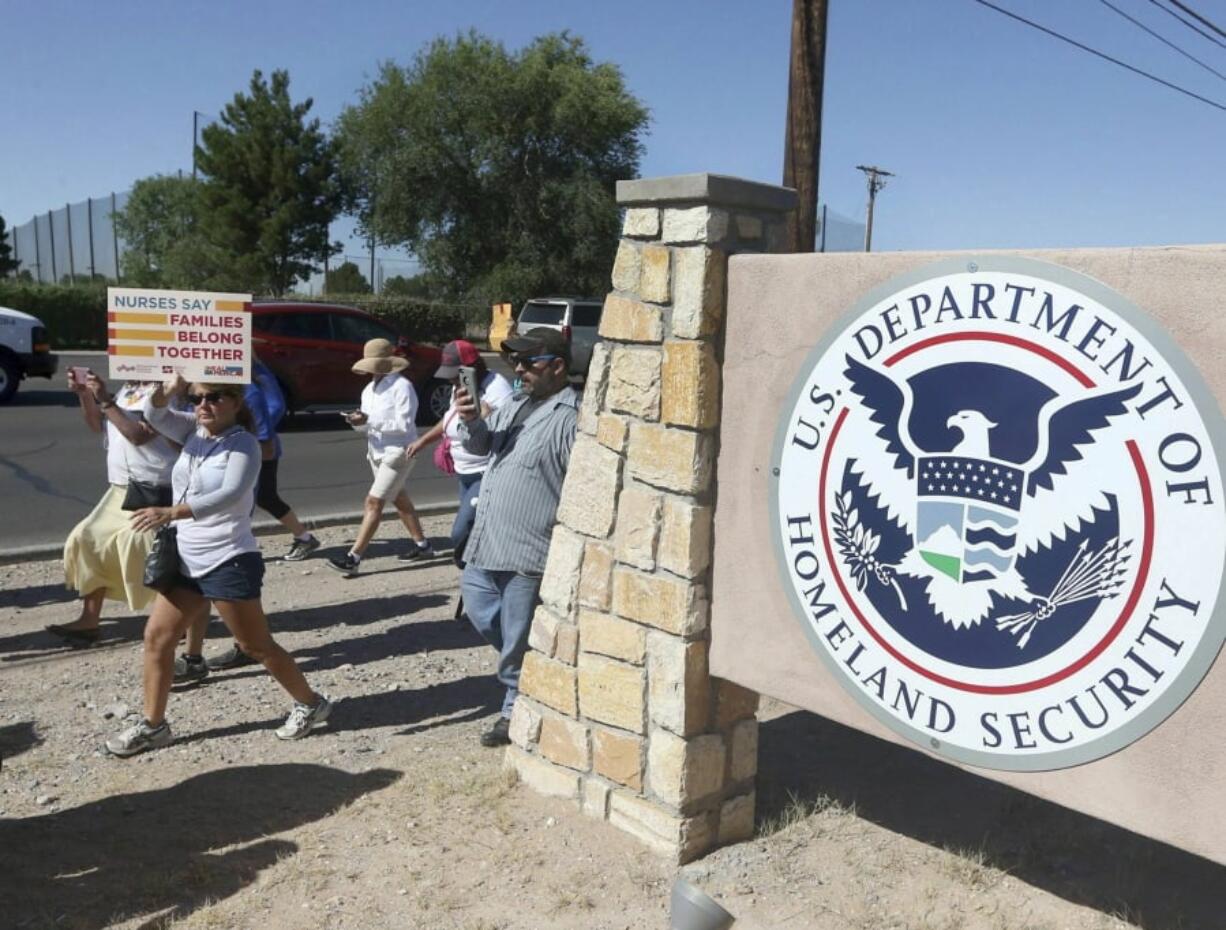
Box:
[251,302,448,424]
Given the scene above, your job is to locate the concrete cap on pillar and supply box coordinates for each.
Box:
[617,172,797,214]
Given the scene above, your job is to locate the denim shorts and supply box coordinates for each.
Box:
[174,551,265,601]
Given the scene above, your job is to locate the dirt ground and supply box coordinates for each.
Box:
[1,516,1221,930]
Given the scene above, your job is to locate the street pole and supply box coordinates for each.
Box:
[33,214,42,283]
[87,197,96,279]
[782,0,829,253]
[47,211,57,284]
[856,165,894,252]
[111,192,121,284]
[193,111,199,180]
[65,202,77,284]
[369,232,376,296]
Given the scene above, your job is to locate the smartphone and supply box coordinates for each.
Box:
[71,366,90,384]
[458,366,480,405]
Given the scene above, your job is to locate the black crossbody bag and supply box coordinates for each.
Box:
[116,395,173,511]
[142,432,229,593]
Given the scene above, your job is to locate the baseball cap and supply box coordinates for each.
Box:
[503,327,571,365]
[434,339,482,379]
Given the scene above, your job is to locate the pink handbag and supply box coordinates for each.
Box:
[432,410,458,475]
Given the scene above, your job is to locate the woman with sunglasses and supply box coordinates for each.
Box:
[104,375,331,757]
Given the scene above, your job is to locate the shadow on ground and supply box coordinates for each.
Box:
[0,721,41,768]
[757,710,1224,930]
[182,673,502,746]
[0,589,454,664]
[211,614,482,686]
[0,582,78,610]
[0,764,399,930]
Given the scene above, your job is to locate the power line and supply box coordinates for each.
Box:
[1144,0,1226,50]
[970,0,1226,113]
[1166,0,1226,41]
[1098,0,1226,83]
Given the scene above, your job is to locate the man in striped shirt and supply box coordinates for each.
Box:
[455,329,579,747]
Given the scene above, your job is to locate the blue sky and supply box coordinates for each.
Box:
[3,0,1224,270]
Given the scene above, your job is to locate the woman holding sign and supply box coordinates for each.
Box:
[103,375,331,757]
[48,370,177,644]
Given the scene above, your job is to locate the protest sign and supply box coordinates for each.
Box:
[107,288,253,385]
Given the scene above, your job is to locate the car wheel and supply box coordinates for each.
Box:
[0,355,19,405]
[417,378,451,426]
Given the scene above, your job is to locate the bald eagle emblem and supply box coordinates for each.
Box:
[834,355,1141,650]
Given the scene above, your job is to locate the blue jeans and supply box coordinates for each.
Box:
[460,565,542,717]
[451,472,483,552]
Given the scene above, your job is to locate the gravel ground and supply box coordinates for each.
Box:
[0,517,1217,929]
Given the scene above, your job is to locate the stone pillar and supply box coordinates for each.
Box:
[506,173,797,862]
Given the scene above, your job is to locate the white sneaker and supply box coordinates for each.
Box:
[105,719,172,757]
[276,694,333,740]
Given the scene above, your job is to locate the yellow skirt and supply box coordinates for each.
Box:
[63,484,157,611]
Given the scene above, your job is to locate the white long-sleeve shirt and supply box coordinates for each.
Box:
[145,403,261,577]
[355,374,419,456]
[103,383,178,486]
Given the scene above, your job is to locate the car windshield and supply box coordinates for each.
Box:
[519,302,565,326]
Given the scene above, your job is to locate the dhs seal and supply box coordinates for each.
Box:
[772,257,1226,771]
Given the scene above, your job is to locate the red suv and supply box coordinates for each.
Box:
[251,302,449,424]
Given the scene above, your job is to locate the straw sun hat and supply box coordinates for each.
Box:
[352,338,409,375]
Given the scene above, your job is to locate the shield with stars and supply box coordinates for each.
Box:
[914,456,1024,585]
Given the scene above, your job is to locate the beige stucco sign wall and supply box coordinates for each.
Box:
[711,246,1226,865]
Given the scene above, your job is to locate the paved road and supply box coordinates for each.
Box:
[0,353,478,553]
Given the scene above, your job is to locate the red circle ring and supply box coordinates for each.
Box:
[815,332,1155,695]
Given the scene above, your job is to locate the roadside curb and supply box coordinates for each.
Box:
[0,500,458,566]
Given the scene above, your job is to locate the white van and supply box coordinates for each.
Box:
[514,297,604,377]
[0,306,58,404]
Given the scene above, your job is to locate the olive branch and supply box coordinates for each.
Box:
[832,490,908,611]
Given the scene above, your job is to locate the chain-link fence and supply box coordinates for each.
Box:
[819,203,867,253]
[5,192,130,283]
[4,194,866,285]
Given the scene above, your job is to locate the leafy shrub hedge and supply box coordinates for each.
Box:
[0,282,108,349]
[286,294,490,345]
[0,284,492,350]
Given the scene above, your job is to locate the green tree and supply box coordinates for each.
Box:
[113,175,224,288]
[197,69,341,295]
[382,273,437,298]
[335,32,648,305]
[0,215,19,277]
[325,260,371,294]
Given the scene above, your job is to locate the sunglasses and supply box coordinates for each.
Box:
[187,391,231,405]
[510,354,559,368]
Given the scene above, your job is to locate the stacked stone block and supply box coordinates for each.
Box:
[506,174,797,862]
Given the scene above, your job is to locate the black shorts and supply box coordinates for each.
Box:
[173,551,265,601]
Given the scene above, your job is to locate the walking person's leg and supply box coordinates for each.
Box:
[393,490,435,560]
[494,573,543,716]
[460,565,507,653]
[215,596,330,739]
[391,456,434,561]
[106,586,205,757]
[173,603,212,683]
[47,589,106,640]
[450,472,482,553]
[257,458,319,560]
[329,453,397,577]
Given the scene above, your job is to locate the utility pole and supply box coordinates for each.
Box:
[856,165,893,252]
[782,0,829,252]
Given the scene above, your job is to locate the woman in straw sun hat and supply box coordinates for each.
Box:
[328,338,434,578]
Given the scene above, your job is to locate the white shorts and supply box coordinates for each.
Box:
[367,449,416,501]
